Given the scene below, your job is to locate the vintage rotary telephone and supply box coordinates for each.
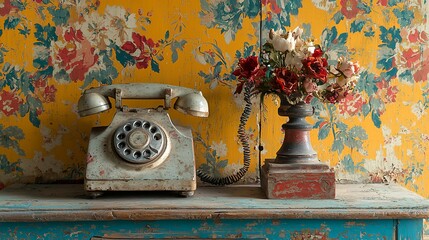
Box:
[78,83,209,198]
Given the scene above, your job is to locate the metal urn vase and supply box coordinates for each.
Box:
[261,96,336,199]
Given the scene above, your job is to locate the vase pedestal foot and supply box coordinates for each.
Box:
[261,159,336,199]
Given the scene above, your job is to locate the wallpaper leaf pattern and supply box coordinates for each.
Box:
[0,1,428,232]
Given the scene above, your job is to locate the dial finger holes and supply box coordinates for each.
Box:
[117,142,126,149]
[143,149,151,158]
[150,127,157,133]
[113,119,165,164]
[133,121,142,128]
[117,133,126,140]
[124,124,132,132]
[133,151,142,158]
[124,149,131,155]
[154,133,162,141]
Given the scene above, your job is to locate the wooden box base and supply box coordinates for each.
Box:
[261,159,336,199]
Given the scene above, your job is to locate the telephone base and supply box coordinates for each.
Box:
[261,158,336,199]
[86,191,104,199]
[178,191,194,198]
[85,179,196,193]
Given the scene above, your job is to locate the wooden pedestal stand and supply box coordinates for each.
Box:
[261,102,336,199]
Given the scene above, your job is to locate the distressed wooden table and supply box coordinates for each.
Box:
[0,184,428,239]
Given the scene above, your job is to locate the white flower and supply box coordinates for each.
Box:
[267,29,284,43]
[104,6,137,46]
[307,41,316,54]
[337,57,360,78]
[292,26,303,38]
[411,101,426,119]
[269,29,296,52]
[272,35,289,52]
[79,12,110,49]
[210,140,228,157]
[284,51,303,70]
[284,32,296,51]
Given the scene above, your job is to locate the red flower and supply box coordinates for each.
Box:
[0,90,23,116]
[0,0,18,16]
[377,0,388,6]
[121,32,159,69]
[312,48,324,58]
[43,85,57,103]
[376,80,399,103]
[262,0,282,14]
[55,27,99,82]
[339,93,366,116]
[273,68,298,95]
[402,48,420,69]
[233,56,266,94]
[407,29,428,43]
[302,56,328,83]
[340,0,360,19]
[233,56,262,81]
[33,79,57,103]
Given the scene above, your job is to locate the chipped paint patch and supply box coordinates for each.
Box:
[19,152,64,181]
[40,125,69,151]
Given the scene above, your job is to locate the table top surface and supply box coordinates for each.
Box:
[0,183,429,222]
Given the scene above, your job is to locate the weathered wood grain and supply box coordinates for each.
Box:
[0,184,428,222]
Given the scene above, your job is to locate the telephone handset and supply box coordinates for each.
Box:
[78,83,208,198]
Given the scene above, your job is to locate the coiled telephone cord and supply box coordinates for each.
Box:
[196,83,252,185]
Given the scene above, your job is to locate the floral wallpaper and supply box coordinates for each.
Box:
[0,0,428,232]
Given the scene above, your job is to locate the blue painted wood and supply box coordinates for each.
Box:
[426,218,429,236]
[0,184,428,239]
[396,219,424,240]
[0,219,397,240]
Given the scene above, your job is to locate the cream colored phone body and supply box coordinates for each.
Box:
[78,83,209,198]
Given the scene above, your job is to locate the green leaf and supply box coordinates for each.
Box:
[34,23,58,48]
[217,159,228,169]
[3,126,24,140]
[200,0,211,11]
[213,61,222,76]
[340,155,355,173]
[54,69,71,84]
[164,30,170,39]
[351,19,365,33]
[371,110,381,128]
[19,71,33,95]
[0,155,23,174]
[82,50,118,88]
[199,163,211,173]
[331,138,344,153]
[37,6,46,20]
[48,6,70,26]
[29,110,40,127]
[27,96,43,127]
[114,45,136,67]
[0,125,25,155]
[10,0,26,11]
[171,40,186,63]
[318,123,330,140]
[349,126,368,140]
[204,152,216,165]
[18,26,30,37]
[151,59,160,73]
[335,122,348,131]
[19,102,29,117]
[332,11,344,24]
[362,103,370,117]
[4,16,20,30]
